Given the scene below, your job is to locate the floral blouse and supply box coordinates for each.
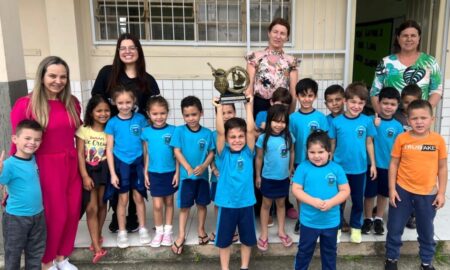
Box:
[246,48,298,100]
[370,53,442,100]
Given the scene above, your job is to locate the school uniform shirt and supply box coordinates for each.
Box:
[255,111,268,130]
[372,116,403,169]
[293,160,348,229]
[75,126,107,166]
[141,124,176,173]
[290,109,329,164]
[326,114,335,127]
[170,125,214,181]
[105,112,147,164]
[256,133,295,180]
[329,113,377,174]
[0,156,43,216]
[215,145,256,208]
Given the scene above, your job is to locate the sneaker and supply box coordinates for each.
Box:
[350,228,362,243]
[126,216,140,233]
[406,215,416,229]
[139,227,151,245]
[286,207,299,219]
[55,258,78,270]
[342,219,350,233]
[48,262,58,270]
[294,220,300,235]
[108,214,119,233]
[374,219,385,235]
[336,229,341,244]
[361,219,373,234]
[420,263,436,270]
[150,231,164,247]
[384,259,398,270]
[117,230,129,248]
[161,231,173,247]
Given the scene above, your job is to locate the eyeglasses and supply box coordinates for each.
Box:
[118,46,137,52]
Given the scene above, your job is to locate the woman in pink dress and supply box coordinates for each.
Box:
[10,56,82,270]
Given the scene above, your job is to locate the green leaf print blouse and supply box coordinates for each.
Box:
[370,53,442,100]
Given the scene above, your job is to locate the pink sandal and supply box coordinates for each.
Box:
[279,234,293,247]
[257,237,269,251]
[92,249,107,264]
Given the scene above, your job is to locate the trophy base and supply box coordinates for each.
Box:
[219,94,248,104]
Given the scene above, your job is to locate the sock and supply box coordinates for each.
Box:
[164,224,173,233]
[155,225,163,234]
[374,216,383,221]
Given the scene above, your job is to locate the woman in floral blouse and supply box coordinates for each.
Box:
[246,17,299,115]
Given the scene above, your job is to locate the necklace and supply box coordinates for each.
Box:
[270,50,282,56]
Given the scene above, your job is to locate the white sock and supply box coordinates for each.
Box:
[374,216,383,221]
[155,225,163,234]
[164,224,173,233]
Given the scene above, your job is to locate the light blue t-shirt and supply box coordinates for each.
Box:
[255,111,268,130]
[141,124,176,173]
[214,145,256,208]
[170,125,214,181]
[105,112,147,164]
[0,156,43,216]
[326,114,335,127]
[329,113,377,174]
[293,160,348,229]
[372,116,403,169]
[256,133,294,180]
[290,109,329,165]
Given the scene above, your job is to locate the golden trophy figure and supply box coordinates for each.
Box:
[207,63,250,104]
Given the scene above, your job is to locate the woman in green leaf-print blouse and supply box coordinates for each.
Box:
[370,20,442,113]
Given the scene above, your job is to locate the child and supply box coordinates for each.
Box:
[210,103,238,242]
[170,96,215,254]
[255,87,292,131]
[141,96,179,248]
[0,119,46,270]
[385,100,447,270]
[105,86,151,248]
[256,104,294,251]
[395,84,422,131]
[361,87,403,236]
[324,84,345,126]
[292,130,350,270]
[76,95,110,263]
[329,82,377,243]
[212,96,257,270]
[290,78,329,234]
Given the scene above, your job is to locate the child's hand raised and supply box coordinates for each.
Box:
[212,97,221,108]
[374,113,381,127]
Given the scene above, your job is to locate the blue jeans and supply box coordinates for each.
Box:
[295,224,338,270]
[385,185,437,264]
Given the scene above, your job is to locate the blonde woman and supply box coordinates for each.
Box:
[10,56,82,270]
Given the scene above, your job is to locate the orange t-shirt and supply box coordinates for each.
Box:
[391,131,447,195]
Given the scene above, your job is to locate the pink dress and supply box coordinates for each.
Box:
[10,96,82,264]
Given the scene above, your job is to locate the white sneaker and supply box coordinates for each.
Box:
[337,229,342,244]
[139,227,151,245]
[161,231,173,246]
[117,230,129,248]
[150,231,164,247]
[55,258,78,270]
[48,262,58,270]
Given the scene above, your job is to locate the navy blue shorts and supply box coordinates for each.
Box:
[178,179,211,208]
[148,171,178,197]
[210,181,218,202]
[260,177,290,199]
[215,206,257,248]
[114,155,146,195]
[365,167,389,198]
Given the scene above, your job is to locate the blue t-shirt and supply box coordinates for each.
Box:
[215,145,256,208]
[141,124,176,173]
[329,113,377,174]
[290,109,329,164]
[0,156,43,216]
[372,116,403,169]
[256,134,294,180]
[293,160,348,229]
[255,111,268,130]
[105,113,147,164]
[170,125,214,181]
[326,114,335,127]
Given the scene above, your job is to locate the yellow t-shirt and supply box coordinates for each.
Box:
[75,126,107,166]
[391,131,447,195]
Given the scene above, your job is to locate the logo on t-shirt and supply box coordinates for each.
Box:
[237,157,244,171]
[130,124,141,136]
[326,173,337,186]
[198,139,207,150]
[356,126,366,138]
[279,144,288,158]
[163,134,172,145]
[404,144,436,152]
[309,121,319,133]
[386,128,395,138]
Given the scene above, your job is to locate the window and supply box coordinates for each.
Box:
[91,0,292,45]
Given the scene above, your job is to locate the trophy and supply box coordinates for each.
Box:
[207,62,250,104]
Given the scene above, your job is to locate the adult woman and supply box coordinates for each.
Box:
[10,56,81,270]
[246,17,299,115]
[91,33,160,233]
[370,20,442,112]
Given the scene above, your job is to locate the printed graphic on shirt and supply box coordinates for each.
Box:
[163,134,172,145]
[279,144,289,158]
[403,144,437,152]
[237,157,244,171]
[309,121,319,133]
[199,139,206,150]
[326,173,337,186]
[130,124,141,136]
[356,126,366,138]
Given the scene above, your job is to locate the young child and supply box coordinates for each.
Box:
[329,82,377,243]
[212,96,257,270]
[255,87,292,131]
[385,100,447,270]
[256,104,294,251]
[141,96,179,248]
[324,84,345,126]
[361,87,403,236]
[105,86,151,248]
[290,78,329,234]
[0,119,46,270]
[292,130,350,270]
[170,96,215,254]
[76,95,110,263]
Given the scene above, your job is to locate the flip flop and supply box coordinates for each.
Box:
[279,234,293,247]
[209,232,216,242]
[198,234,210,245]
[171,239,185,255]
[257,237,269,251]
[92,249,107,264]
